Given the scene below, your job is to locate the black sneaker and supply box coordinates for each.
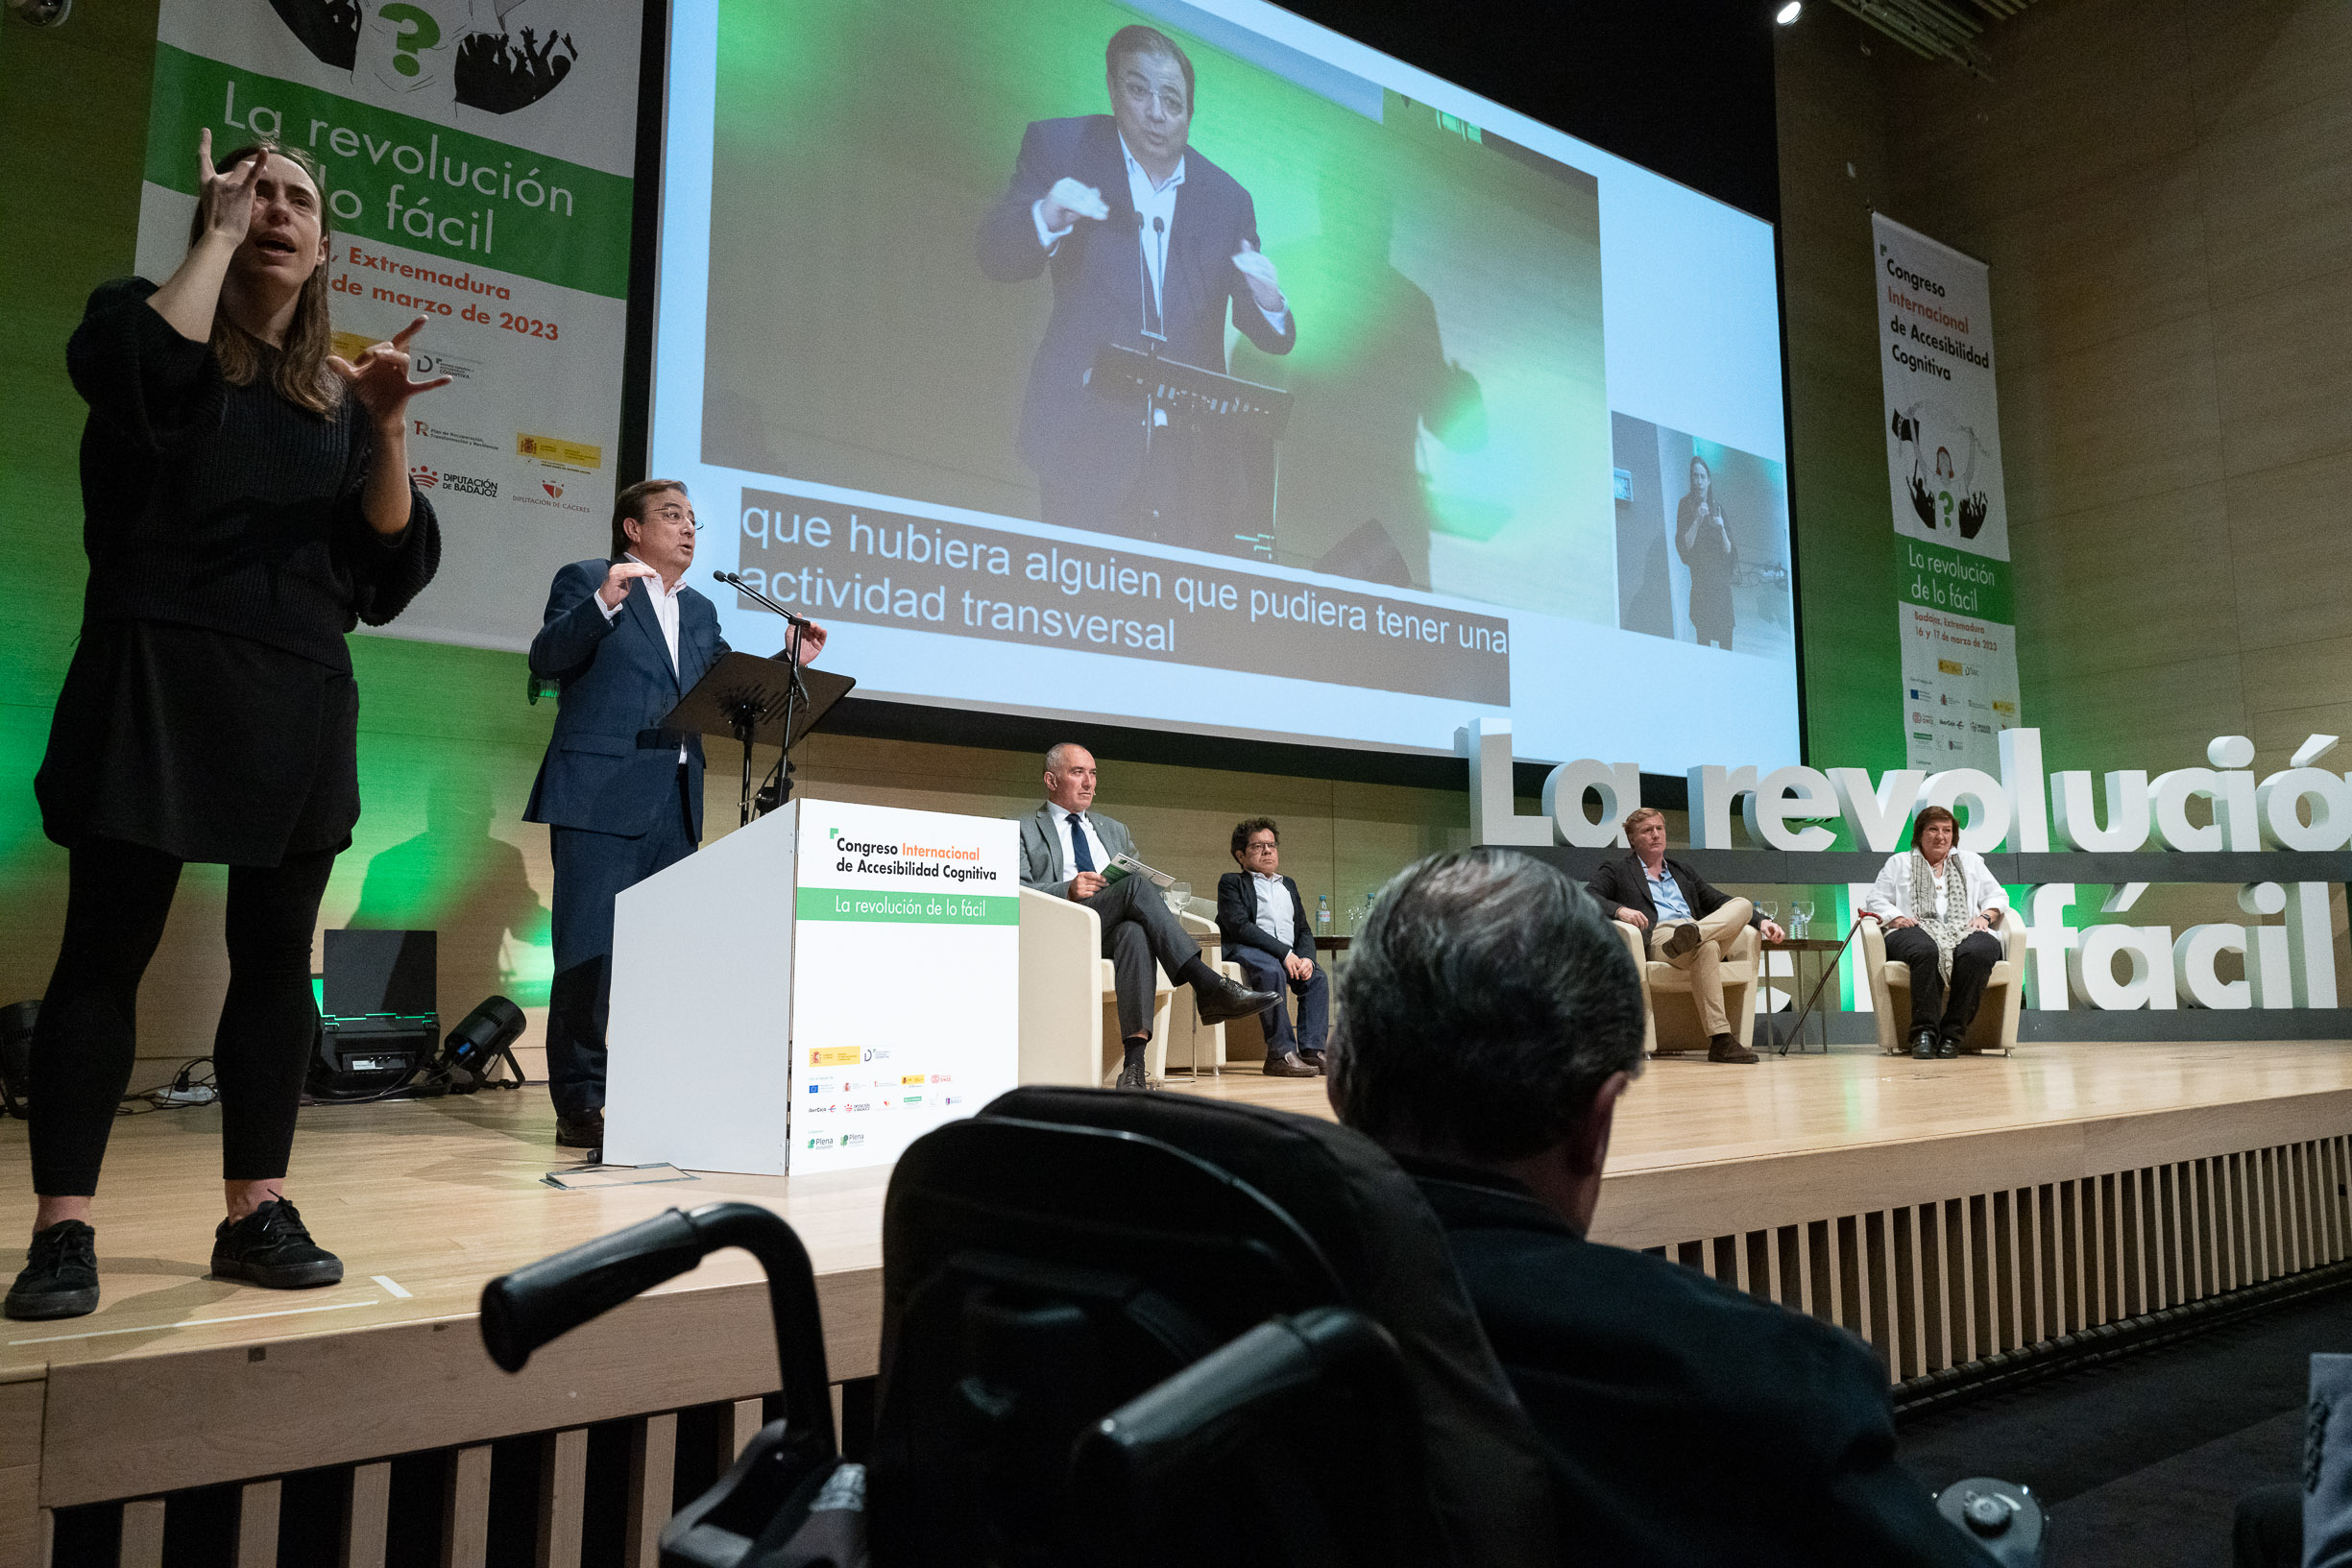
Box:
[4,1220,99,1320]
[211,1199,344,1290]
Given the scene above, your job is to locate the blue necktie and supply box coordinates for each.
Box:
[1068,812,1096,874]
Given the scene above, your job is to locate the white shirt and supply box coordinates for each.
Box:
[1864,849,2008,924]
[1031,135,1289,334]
[1250,871,1296,948]
[599,554,688,760]
[1055,808,1111,882]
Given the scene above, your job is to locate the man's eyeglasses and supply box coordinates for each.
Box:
[647,506,701,532]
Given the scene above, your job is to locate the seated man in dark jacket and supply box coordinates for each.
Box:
[1215,816,1328,1078]
[1586,806,1784,1065]
[1326,849,1990,1567]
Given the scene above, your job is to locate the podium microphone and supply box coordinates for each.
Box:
[712,569,812,628]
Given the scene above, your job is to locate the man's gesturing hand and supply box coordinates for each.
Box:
[327,316,453,427]
[1041,177,1110,231]
[598,561,660,609]
[1232,239,1285,313]
[1067,871,1107,901]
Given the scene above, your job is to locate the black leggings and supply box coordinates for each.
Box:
[31,837,335,1196]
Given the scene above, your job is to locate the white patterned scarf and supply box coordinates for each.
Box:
[1908,851,1973,980]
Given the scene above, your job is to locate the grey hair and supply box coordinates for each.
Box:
[1044,741,1088,773]
[1330,849,1645,1162]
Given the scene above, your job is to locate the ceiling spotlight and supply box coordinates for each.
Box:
[1777,1,1803,21]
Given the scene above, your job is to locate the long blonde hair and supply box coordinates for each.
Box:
[185,141,341,416]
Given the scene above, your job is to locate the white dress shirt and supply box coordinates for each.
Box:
[1031,134,1289,334]
[1250,871,1296,948]
[1864,849,2008,923]
[1055,808,1112,881]
[599,554,687,760]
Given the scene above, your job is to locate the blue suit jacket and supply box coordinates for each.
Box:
[976,114,1297,498]
[523,559,728,841]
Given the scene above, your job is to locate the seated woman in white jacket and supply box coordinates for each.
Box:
[1865,805,2009,1060]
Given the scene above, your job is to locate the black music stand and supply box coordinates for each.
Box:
[660,654,855,827]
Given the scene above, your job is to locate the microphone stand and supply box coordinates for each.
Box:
[712,570,811,819]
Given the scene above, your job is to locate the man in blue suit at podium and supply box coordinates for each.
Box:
[525,480,827,1150]
[976,23,1297,550]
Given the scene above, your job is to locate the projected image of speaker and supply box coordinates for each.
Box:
[309,929,439,1100]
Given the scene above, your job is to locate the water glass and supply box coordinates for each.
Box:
[1757,901,1779,930]
[1791,899,1816,939]
[1164,880,1192,916]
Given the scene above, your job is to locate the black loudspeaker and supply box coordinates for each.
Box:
[308,930,438,1100]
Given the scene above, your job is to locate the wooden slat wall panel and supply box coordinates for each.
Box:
[1632,1136,2352,1391]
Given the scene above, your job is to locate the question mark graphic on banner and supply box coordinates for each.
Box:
[1939,490,1955,530]
[377,3,441,76]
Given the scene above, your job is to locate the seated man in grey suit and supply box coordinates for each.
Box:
[1018,742,1276,1089]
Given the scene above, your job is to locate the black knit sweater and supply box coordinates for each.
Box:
[66,277,439,669]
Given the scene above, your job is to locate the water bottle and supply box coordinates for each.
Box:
[1317,895,1331,930]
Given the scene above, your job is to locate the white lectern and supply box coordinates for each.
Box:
[604,799,1021,1175]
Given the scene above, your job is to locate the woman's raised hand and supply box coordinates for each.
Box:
[195,129,267,249]
[327,316,455,426]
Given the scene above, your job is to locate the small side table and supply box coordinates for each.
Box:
[1760,937,1844,1054]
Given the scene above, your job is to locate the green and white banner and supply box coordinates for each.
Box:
[788,800,1021,1174]
[134,0,643,651]
[1874,213,2022,771]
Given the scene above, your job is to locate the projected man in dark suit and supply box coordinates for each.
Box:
[976,24,1297,552]
[524,479,826,1150]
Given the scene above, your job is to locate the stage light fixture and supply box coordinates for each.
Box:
[440,996,528,1093]
[1776,2,1803,22]
[0,1001,34,1118]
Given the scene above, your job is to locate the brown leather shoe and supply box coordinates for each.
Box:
[1706,1033,1758,1065]
[1297,1049,1327,1075]
[1661,923,1703,961]
[1263,1052,1319,1078]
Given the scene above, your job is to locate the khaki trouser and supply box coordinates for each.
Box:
[1646,896,1753,1039]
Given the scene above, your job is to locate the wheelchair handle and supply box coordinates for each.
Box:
[479,1202,837,1458]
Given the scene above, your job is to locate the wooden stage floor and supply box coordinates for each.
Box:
[4,1039,2349,1513]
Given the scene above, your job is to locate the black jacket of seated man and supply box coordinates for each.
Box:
[1586,853,1763,933]
[1401,1156,1992,1568]
[1214,871,1315,965]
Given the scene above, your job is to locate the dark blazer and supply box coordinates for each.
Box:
[1216,871,1315,963]
[523,559,727,841]
[1404,1160,1990,1568]
[1587,853,1758,932]
[976,114,1297,499]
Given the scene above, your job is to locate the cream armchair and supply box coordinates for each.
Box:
[1858,913,2022,1056]
[1013,887,1236,1087]
[1612,920,1760,1057]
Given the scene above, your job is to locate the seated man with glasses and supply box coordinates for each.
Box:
[523,479,828,1152]
[1216,817,1329,1077]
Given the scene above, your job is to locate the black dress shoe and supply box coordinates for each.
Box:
[4,1220,99,1320]
[1263,1052,1319,1078]
[556,1109,606,1149]
[211,1200,344,1290]
[1936,1033,1961,1059]
[1194,974,1281,1025]
[1114,1061,1154,1091]
[1910,1027,1937,1060]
